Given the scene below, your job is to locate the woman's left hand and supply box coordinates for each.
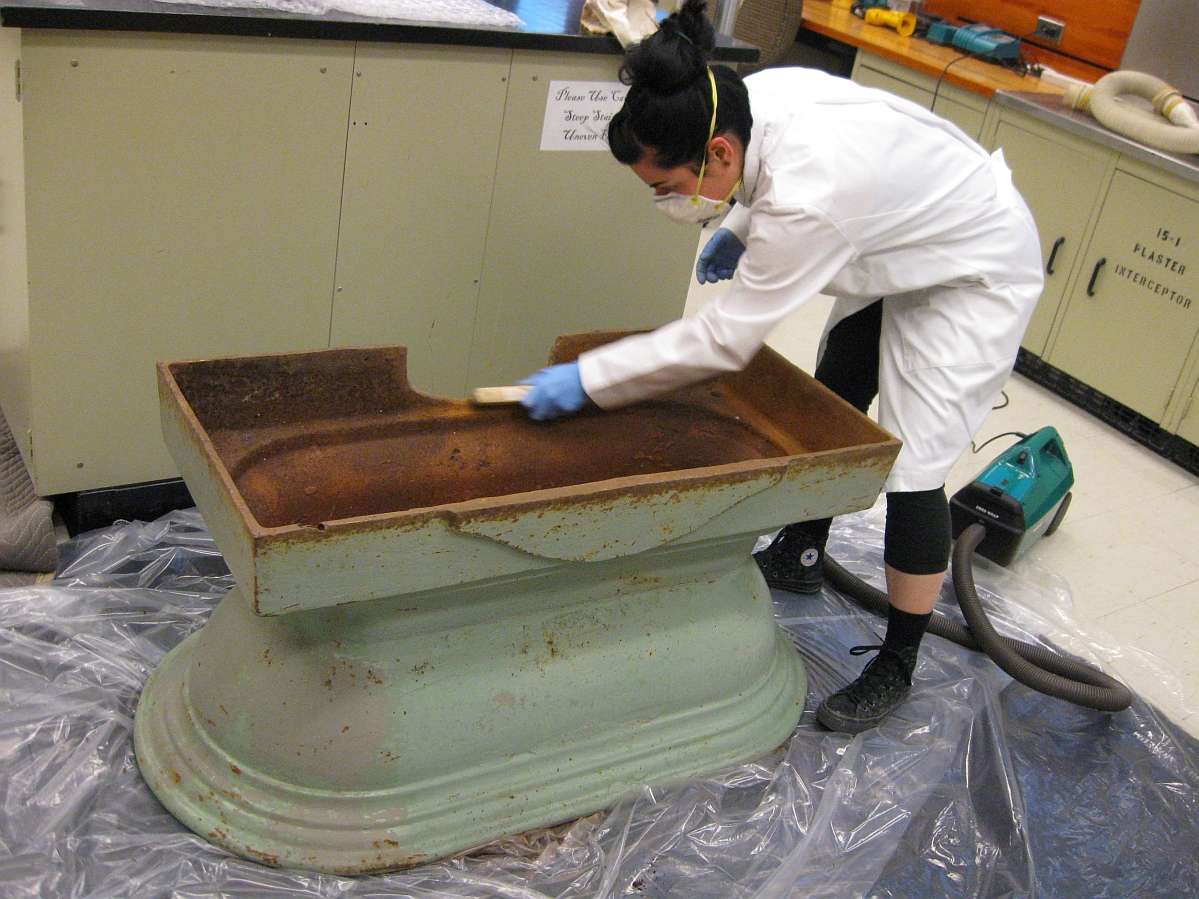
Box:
[696,228,746,284]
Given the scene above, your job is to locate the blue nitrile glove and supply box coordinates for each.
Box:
[519,362,588,421]
[695,227,746,284]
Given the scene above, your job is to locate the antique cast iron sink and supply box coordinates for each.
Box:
[134,333,899,874]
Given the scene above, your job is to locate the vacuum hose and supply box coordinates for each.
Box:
[1065,71,1199,155]
[825,522,1133,712]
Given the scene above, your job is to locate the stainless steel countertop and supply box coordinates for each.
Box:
[994,90,1199,187]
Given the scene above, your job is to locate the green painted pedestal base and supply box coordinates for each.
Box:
[135,339,899,875]
[135,547,805,873]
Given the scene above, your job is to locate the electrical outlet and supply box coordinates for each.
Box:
[1034,15,1065,44]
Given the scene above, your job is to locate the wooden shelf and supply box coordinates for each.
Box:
[801,0,1072,99]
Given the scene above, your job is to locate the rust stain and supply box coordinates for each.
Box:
[242,845,282,867]
[225,402,788,529]
[162,340,900,596]
[165,344,882,531]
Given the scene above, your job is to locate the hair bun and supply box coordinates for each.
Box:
[620,0,715,94]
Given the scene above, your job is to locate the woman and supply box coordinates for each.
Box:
[519,0,1043,734]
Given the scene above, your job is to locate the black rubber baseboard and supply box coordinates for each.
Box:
[54,478,194,537]
[1015,349,1199,479]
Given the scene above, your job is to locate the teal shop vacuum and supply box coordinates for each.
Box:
[823,426,1133,713]
[950,427,1074,567]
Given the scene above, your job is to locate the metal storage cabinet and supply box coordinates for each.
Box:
[328,43,511,398]
[1045,166,1199,424]
[991,116,1114,355]
[467,50,699,391]
[0,30,700,496]
[1175,386,1199,447]
[331,46,699,398]
[20,32,354,495]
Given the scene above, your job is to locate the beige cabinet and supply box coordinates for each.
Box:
[1045,167,1199,424]
[0,31,695,495]
[991,117,1114,355]
[19,32,354,493]
[328,43,511,397]
[467,51,699,390]
[850,50,989,140]
[1177,385,1199,446]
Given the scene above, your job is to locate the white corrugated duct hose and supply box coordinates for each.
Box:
[1065,71,1199,155]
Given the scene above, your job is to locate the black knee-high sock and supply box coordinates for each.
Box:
[882,605,932,675]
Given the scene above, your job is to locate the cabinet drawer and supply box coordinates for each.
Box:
[1178,387,1199,446]
[1048,171,1199,422]
[993,119,1111,355]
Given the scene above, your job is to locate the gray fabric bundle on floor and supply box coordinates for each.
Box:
[0,403,57,584]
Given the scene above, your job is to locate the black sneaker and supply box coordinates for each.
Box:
[754,524,824,594]
[816,645,918,734]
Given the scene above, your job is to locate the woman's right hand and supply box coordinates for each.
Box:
[695,228,746,284]
[519,362,589,421]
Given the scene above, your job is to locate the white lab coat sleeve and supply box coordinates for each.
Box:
[720,202,752,243]
[579,207,858,409]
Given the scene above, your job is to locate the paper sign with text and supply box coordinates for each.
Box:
[540,81,627,151]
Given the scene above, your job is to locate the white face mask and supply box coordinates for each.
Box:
[653,189,735,226]
[651,69,742,227]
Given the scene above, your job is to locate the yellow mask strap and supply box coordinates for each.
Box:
[692,68,719,206]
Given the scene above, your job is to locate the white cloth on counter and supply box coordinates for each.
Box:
[580,0,659,47]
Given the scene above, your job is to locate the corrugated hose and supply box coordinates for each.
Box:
[824,522,1133,712]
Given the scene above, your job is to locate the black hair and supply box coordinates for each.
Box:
[608,0,752,170]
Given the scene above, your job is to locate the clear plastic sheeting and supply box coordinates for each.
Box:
[2,507,1198,899]
[151,0,525,29]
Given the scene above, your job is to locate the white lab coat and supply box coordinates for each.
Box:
[578,67,1044,492]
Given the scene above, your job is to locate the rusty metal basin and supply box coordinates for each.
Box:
[134,333,899,874]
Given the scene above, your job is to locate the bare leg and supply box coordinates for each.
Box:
[884,564,946,616]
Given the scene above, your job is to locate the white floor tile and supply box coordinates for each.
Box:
[1021,513,1199,619]
[1145,578,1199,643]
[1094,599,1198,723]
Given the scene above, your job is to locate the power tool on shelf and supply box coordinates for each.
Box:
[921,18,1022,63]
[848,1,1023,65]
[849,0,918,36]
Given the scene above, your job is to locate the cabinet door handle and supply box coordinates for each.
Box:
[1087,257,1106,297]
[1046,236,1065,275]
